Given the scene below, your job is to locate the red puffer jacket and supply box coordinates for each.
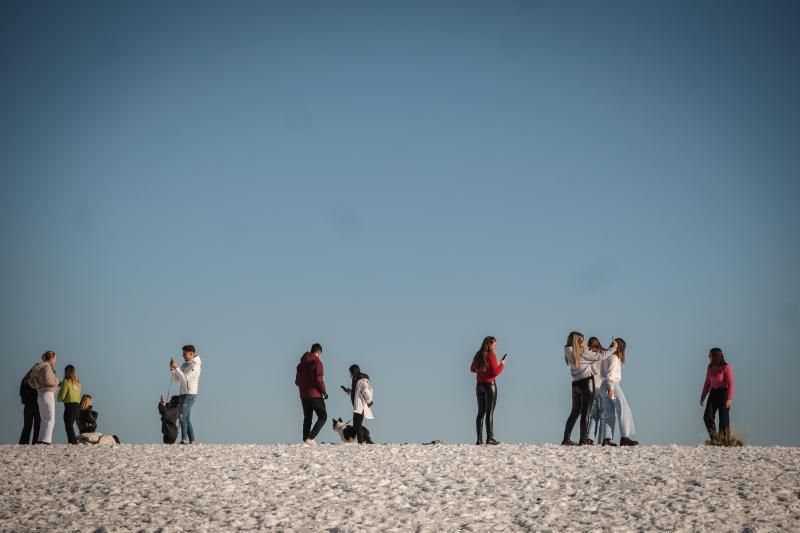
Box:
[295,352,327,399]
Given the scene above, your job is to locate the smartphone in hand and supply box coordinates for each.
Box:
[340,385,349,392]
[501,353,508,361]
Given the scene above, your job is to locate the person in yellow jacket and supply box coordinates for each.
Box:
[57,365,81,444]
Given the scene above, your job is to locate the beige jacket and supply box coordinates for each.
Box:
[33,362,59,393]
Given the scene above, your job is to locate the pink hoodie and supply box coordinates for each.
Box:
[701,364,734,402]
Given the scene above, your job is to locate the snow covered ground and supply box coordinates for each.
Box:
[1,444,798,531]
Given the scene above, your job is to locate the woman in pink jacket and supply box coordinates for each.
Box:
[700,347,734,443]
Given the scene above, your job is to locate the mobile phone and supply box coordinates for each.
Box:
[501,353,508,360]
[340,385,348,392]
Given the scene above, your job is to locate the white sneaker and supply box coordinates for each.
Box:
[303,438,317,445]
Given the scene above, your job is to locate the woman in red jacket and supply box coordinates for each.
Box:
[470,336,507,445]
[700,347,734,443]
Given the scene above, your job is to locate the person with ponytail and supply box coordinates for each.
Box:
[470,336,507,445]
[58,365,81,444]
[701,347,734,443]
[562,331,617,446]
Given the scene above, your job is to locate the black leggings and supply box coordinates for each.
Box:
[63,403,80,444]
[301,398,327,441]
[476,382,498,441]
[352,412,365,444]
[564,377,594,443]
[704,388,730,438]
[19,403,41,445]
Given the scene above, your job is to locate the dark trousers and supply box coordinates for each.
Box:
[704,388,730,439]
[301,397,327,441]
[19,403,41,445]
[63,403,80,444]
[476,382,498,442]
[564,376,595,443]
[352,412,366,444]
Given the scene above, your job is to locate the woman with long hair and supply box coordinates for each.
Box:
[470,336,507,445]
[598,337,638,446]
[32,351,58,444]
[77,394,98,434]
[701,347,734,443]
[562,331,617,446]
[586,337,605,444]
[345,364,374,444]
[58,364,81,444]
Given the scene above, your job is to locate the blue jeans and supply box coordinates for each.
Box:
[599,383,635,441]
[179,394,197,442]
[588,390,604,443]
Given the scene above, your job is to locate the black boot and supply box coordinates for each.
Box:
[602,438,617,447]
[561,437,577,446]
[620,437,639,446]
[476,420,483,446]
[486,438,500,445]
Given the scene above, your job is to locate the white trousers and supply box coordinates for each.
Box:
[36,391,55,443]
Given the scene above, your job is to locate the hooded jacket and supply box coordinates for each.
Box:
[295,352,326,399]
[171,356,202,395]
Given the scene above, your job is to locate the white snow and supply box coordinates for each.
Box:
[1,444,798,531]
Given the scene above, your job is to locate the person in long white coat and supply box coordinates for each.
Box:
[344,364,374,444]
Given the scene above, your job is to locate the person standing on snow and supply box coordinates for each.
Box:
[295,343,328,445]
[170,344,202,444]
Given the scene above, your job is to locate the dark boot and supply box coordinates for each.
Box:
[486,438,500,445]
[561,438,577,446]
[602,439,617,447]
[620,437,639,446]
[476,420,483,446]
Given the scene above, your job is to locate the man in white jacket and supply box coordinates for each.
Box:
[170,345,202,444]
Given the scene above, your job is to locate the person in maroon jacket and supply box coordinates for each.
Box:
[470,336,507,445]
[295,343,328,444]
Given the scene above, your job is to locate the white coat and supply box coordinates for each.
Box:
[171,356,202,395]
[353,378,374,420]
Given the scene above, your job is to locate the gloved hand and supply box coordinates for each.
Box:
[368,402,374,408]
[322,392,329,400]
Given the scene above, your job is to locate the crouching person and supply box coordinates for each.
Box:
[159,395,180,444]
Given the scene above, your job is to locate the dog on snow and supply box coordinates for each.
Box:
[331,417,373,444]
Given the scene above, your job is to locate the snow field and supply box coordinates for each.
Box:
[0,444,798,531]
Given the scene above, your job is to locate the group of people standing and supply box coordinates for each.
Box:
[294,343,374,444]
[468,332,736,447]
[20,335,735,446]
[19,351,99,445]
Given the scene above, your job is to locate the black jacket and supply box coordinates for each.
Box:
[159,401,180,442]
[20,371,38,406]
[78,410,98,434]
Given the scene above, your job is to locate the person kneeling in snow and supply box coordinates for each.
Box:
[159,395,180,444]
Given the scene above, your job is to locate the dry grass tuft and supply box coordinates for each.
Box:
[704,427,744,447]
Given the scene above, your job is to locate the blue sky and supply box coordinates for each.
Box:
[1,1,798,445]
